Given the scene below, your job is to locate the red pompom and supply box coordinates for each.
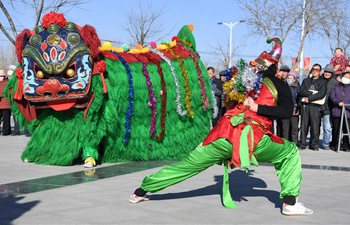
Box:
[150,41,157,48]
[96,60,107,93]
[96,60,106,73]
[16,68,23,79]
[80,25,101,60]
[14,68,24,100]
[172,36,180,43]
[42,12,67,28]
[15,29,32,62]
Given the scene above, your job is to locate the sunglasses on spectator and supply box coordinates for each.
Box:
[312,68,321,71]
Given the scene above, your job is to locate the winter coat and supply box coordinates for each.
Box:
[289,83,299,115]
[298,76,327,107]
[210,77,223,109]
[329,83,350,118]
[330,55,349,75]
[0,79,11,109]
[322,76,339,115]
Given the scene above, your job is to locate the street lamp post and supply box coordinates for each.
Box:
[299,0,306,80]
[217,20,245,68]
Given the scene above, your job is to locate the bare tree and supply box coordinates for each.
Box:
[318,0,350,56]
[240,0,302,65]
[0,0,87,45]
[241,0,348,71]
[215,46,230,70]
[292,0,339,69]
[124,3,166,46]
[210,40,240,70]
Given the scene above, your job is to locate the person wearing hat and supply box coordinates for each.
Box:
[219,69,229,116]
[207,67,223,126]
[129,38,313,216]
[276,64,293,140]
[0,68,12,135]
[278,64,290,80]
[321,64,339,150]
[277,71,300,144]
[298,63,327,150]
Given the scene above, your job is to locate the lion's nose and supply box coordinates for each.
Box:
[36,79,69,97]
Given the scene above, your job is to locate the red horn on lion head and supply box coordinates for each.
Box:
[15,29,32,62]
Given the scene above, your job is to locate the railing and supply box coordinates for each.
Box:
[337,104,350,152]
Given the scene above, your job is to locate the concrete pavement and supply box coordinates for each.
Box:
[1,135,350,224]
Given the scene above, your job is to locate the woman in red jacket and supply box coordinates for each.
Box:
[0,69,12,135]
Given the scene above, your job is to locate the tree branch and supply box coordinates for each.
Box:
[124,3,165,45]
[34,0,45,28]
[0,22,15,45]
[0,1,17,37]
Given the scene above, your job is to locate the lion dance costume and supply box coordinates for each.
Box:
[4,12,216,167]
[130,38,313,216]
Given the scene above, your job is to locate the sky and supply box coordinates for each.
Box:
[0,0,337,70]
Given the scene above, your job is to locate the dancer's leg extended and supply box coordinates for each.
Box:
[129,138,231,202]
[130,135,312,215]
[131,135,301,199]
[142,138,232,193]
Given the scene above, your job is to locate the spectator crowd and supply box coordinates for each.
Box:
[208,48,350,152]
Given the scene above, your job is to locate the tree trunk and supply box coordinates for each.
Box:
[34,0,45,28]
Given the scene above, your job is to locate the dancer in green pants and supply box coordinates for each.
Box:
[129,38,313,216]
[140,136,300,202]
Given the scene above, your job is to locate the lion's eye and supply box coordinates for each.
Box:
[64,62,76,79]
[66,68,75,77]
[34,64,46,79]
[36,70,45,79]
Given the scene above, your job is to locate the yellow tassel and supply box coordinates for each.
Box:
[112,47,124,53]
[157,44,167,50]
[129,49,142,54]
[99,41,113,51]
[141,47,150,53]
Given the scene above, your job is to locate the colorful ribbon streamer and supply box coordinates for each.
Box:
[133,55,157,137]
[150,48,187,117]
[165,43,194,117]
[114,53,134,144]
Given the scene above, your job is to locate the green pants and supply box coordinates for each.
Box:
[141,135,301,200]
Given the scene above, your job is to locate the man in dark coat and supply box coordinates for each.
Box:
[298,63,327,150]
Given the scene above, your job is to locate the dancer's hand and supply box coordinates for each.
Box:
[246,97,258,112]
[243,98,250,110]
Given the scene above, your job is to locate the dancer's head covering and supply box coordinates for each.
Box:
[253,38,282,71]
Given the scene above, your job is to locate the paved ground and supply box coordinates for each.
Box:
[1,135,350,225]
